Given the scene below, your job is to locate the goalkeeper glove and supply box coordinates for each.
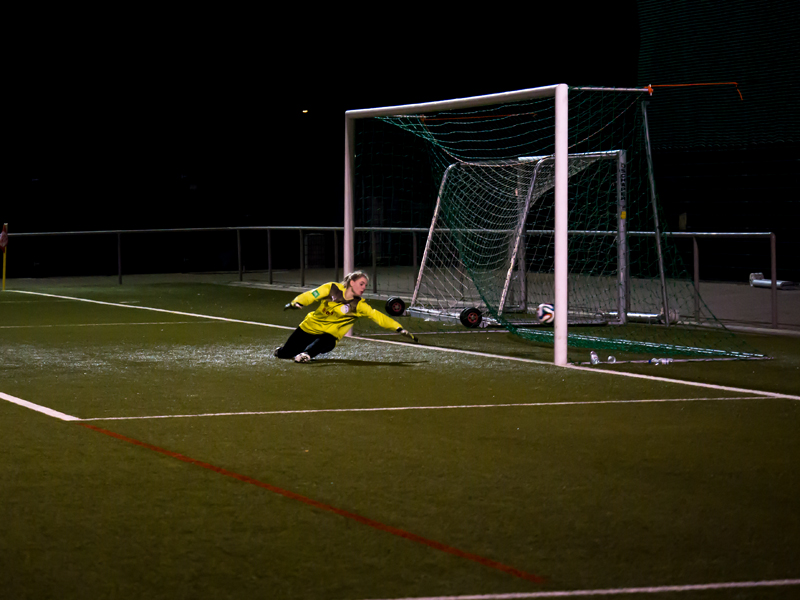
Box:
[396,328,418,343]
[284,302,303,310]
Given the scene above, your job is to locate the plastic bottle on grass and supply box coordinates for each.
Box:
[590,351,599,365]
[649,358,673,365]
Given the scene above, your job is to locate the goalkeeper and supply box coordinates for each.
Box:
[276,271,418,363]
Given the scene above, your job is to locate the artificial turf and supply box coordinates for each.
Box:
[1,278,798,599]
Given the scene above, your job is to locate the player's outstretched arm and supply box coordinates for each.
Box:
[359,301,417,342]
[284,283,334,310]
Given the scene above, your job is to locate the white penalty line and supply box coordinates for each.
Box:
[564,363,800,401]
[352,334,800,401]
[360,578,800,599]
[8,290,800,402]
[0,392,80,421]
[0,321,222,329]
[74,396,771,422]
[0,393,774,423]
[6,290,294,331]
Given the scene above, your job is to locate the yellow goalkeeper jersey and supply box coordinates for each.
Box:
[291,282,403,340]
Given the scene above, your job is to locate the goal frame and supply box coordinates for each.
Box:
[408,149,630,328]
[344,84,649,365]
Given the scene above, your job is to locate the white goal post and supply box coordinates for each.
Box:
[346,85,570,363]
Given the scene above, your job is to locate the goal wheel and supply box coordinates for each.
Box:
[459,307,482,328]
[385,297,406,317]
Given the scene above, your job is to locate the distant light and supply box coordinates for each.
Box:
[302,109,309,114]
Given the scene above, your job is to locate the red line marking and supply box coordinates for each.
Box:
[78,422,545,584]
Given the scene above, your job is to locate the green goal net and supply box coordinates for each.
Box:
[350,87,764,361]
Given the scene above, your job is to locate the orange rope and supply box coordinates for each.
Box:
[648,82,743,100]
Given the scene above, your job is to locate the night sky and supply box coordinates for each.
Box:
[16,5,794,281]
[14,6,640,234]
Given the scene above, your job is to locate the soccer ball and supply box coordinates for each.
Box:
[536,303,555,324]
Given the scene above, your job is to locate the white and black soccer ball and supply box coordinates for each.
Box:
[536,303,555,324]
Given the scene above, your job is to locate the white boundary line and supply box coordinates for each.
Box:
[7,290,800,402]
[358,578,800,599]
[7,290,294,331]
[563,363,800,401]
[0,392,80,421]
[0,321,221,329]
[348,334,800,401]
[77,396,769,422]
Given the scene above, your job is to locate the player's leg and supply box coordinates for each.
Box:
[303,333,337,359]
[275,328,316,359]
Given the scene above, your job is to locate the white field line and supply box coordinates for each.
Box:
[0,392,80,421]
[77,396,770,422]
[8,290,800,402]
[0,321,220,329]
[7,290,294,331]
[564,363,800,401]
[358,578,800,599]
[352,333,800,401]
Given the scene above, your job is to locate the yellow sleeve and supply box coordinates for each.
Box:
[291,283,333,307]
[357,301,403,331]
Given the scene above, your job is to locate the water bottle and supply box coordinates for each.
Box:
[649,358,661,365]
[590,351,600,365]
[607,356,616,364]
[661,358,673,365]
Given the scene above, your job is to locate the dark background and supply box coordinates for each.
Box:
[9,2,798,281]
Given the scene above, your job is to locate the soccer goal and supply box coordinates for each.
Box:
[344,85,764,362]
[408,150,631,331]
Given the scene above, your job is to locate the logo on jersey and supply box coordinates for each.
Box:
[341,304,350,314]
[311,290,320,298]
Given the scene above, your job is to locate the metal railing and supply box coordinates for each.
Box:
[7,227,783,328]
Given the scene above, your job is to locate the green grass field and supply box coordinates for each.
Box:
[1,276,798,599]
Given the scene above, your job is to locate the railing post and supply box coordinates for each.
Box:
[693,235,699,320]
[268,229,273,285]
[117,233,122,285]
[300,229,305,287]
[771,233,778,328]
[371,230,377,293]
[237,229,243,282]
[412,231,418,272]
[334,229,339,283]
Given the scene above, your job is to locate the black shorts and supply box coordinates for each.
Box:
[275,328,338,359]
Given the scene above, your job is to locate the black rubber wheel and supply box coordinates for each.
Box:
[385,297,406,317]
[459,307,482,328]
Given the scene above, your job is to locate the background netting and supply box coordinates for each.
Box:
[637,0,800,149]
[635,0,799,285]
[352,88,764,359]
